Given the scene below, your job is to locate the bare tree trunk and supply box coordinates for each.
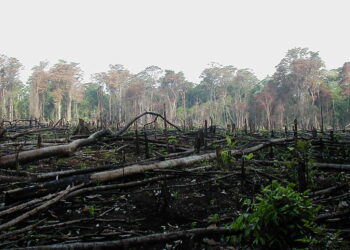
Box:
[30,85,40,119]
[67,92,72,122]
[108,94,112,122]
[57,102,61,121]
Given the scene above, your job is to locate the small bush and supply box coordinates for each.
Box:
[227,181,318,248]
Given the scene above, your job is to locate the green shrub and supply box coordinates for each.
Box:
[227,181,318,248]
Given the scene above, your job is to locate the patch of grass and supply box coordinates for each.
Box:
[78,162,87,169]
[57,158,66,164]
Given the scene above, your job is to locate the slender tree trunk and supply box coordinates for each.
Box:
[56,102,61,121]
[67,92,72,122]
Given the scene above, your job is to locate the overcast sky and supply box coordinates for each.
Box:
[1,0,349,83]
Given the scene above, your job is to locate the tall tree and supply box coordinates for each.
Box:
[29,61,49,120]
[160,70,189,121]
[0,54,22,120]
[272,48,324,128]
[94,64,131,123]
[341,62,350,113]
[49,60,82,121]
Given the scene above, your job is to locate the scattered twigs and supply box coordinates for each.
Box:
[6,127,67,140]
[316,209,350,221]
[0,193,56,217]
[309,184,347,197]
[0,184,84,232]
[14,227,237,249]
[0,219,46,240]
[37,218,93,230]
[65,175,175,199]
[248,167,288,184]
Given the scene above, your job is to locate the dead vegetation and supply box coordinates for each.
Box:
[0,114,350,249]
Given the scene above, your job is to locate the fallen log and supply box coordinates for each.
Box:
[0,129,109,168]
[91,138,291,183]
[253,160,350,171]
[0,193,56,217]
[0,112,181,168]
[13,227,238,249]
[309,184,347,197]
[4,174,90,204]
[4,138,290,204]
[0,184,83,232]
[313,162,350,171]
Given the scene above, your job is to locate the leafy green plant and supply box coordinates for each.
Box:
[83,147,92,153]
[221,150,234,165]
[226,181,319,248]
[219,136,238,166]
[243,153,254,161]
[78,162,87,169]
[94,180,102,186]
[102,152,114,159]
[259,129,270,137]
[209,214,220,224]
[296,222,343,249]
[57,158,66,164]
[191,222,198,228]
[286,140,317,189]
[88,205,96,216]
[167,136,177,145]
[226,136,237,149]
[171,191,179,199]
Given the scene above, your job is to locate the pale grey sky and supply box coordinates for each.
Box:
[1,0,349,83]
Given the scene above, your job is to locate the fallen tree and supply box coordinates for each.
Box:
[0,129,109,168]
[4,137,290,204]
[90,138,291,182]
[0,112,180,168]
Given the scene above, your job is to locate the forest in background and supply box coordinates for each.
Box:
[1,47,350,130]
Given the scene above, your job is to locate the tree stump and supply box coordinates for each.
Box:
[73,119,90,135]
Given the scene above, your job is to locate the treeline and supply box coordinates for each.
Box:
[0,47,349,130]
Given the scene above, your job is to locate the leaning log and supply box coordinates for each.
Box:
[0,129,109,168]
